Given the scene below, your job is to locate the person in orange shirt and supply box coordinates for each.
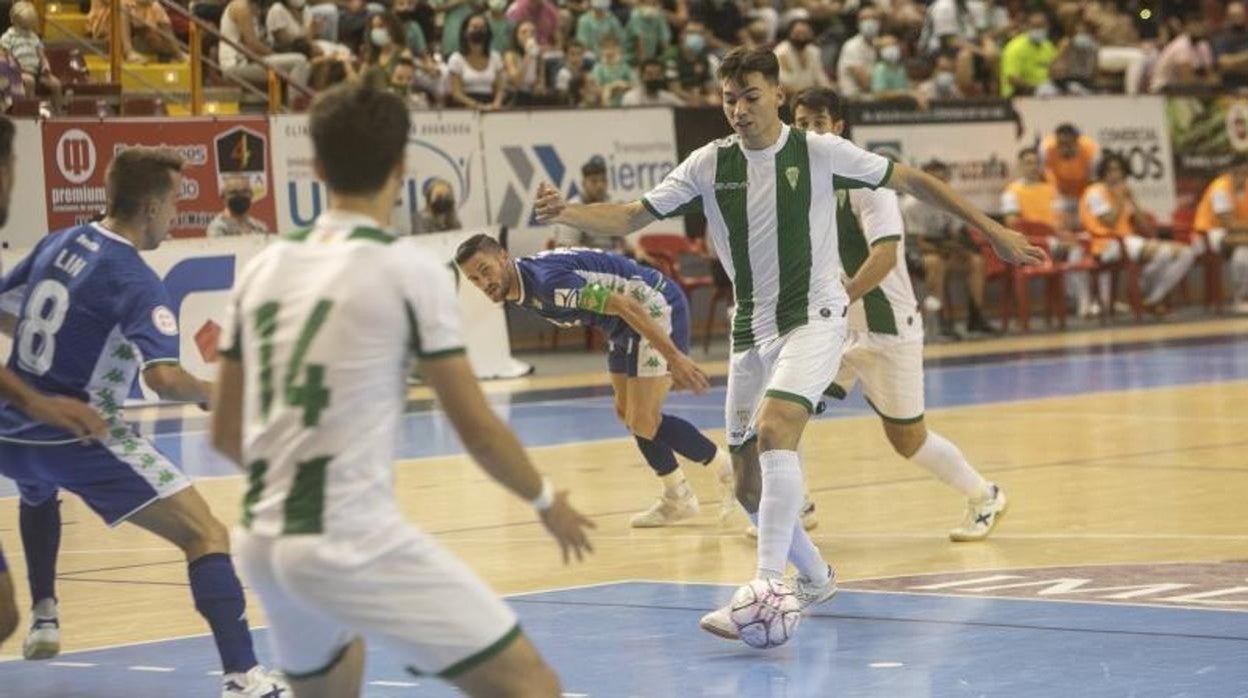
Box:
[1080,152,1195,315]
[1002,148,1093,316]
[1193,155,1248,311]
[1042,123,1100,229]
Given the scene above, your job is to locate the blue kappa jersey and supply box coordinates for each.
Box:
[0,224,180,441]
[513,248,676,338]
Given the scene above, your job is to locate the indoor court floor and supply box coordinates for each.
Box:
[1,317,1246,697]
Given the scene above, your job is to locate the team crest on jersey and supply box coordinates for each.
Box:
[553,288,580,308]
[152,306,178,336]
[785,166,800,190]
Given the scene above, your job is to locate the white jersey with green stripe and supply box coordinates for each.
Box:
[642,124,893,350]
[839,187,923,339]
[219,210,464,539]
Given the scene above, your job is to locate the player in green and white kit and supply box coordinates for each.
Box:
[535,48,1042,644]
[212,81,594,698]
[792,87,1007,542]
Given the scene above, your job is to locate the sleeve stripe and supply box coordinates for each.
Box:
[640,196,664,220]
[419,347,467,360]
[869,235,901,247]
[878,159,895,189]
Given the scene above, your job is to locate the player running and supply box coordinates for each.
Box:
[793,86,1007,541]
[214,80,594,698]
[534,47,1042,643]
[0,114,108,652]
[0,146,288,697]
[456,237,739,527]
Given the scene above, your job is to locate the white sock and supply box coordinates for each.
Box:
[747,511,829,583]
[1144,246,1195,305]
[660,469,690,498]
[755,450,805,580]
[911,430,990,500]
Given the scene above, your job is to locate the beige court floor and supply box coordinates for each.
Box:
[0,318,1245,656]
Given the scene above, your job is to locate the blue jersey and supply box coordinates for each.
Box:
[513,248,680,340]
[0,224,179,442]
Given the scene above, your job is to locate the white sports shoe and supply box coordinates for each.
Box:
[698,605,738,641]
[23,600,60,660]
[222,666,290,698]
[745,499,818,539]
[630,490,700,528]
[792,565,837,612]
[949,484,1008,542]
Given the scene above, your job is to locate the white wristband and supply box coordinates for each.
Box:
[530,477,555,511]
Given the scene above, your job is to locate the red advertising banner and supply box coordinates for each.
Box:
[42,117,276,238]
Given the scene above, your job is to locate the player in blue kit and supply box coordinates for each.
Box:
[455,236,740,527]
[0,146,288,697]
[0,114,109,652]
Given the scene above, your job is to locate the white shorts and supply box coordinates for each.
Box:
[826,330,925,423]
[1097,235,1147,264]
[235,525,519,680]
[725,318,847,449]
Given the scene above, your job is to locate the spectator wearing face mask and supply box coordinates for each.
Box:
[664,22,718,106]
[207,176,270,237]
[917,52,964,100]
[505,0,560,48]
[622,57,684,106]
[1215,1,1248,90]
[1150,12,1219,93]
[775,18,829,95]
[485,0,517,53]
[448,13,507,110]
[870,34,913,98]
[837,5,880,98]
[361,13,415,78]
[1049,19,1099,95]
[999,12,1057,97]
[576,0,625,56]
[625,0,671,64]
[413,178,463,234]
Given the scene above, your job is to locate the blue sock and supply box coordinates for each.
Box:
[20,498,60,604]
[654,414,717,465]
[188,553,257,675]
[634,435,679,476]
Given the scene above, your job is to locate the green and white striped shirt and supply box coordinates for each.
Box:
[838,187,922,339]
[642,125,893,350]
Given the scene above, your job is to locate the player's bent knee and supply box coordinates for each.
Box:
[626,413,660,440]
[884,421,927,458]
[453,632,560,698]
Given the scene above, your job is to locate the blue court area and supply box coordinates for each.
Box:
[1,581,1245,697]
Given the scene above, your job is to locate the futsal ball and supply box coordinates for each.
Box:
[729,578,802,649]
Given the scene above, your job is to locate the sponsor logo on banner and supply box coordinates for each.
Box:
[482,109,677,227]
[1015,96,1176,217]
[270,113,485,235]
[41,119,276,236]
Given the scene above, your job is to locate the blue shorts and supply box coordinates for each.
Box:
[607,285,690,378]
[0,427,191,527]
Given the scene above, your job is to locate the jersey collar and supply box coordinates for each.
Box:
[740,123,790,160]
[512,259,529,306]
[312,210,394,240]
[90,222,135,248]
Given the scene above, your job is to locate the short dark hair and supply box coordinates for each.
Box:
[1097,151,1128,180]
[922,158,949,174]
[1055,123,1079,139]
[792,87,842,122]
[309,81,410,195]
[106,147,184,219]
[0,115,13,163]
[582,156,606,177]
[717,47,780,85]
[454,233,504,267]
[639,57,664,74]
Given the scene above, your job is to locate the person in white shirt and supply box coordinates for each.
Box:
[774,18,829,95]
[622,58,685,106]
[836,5,880,98]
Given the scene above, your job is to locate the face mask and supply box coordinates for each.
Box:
[935,70,956,89]
[1072,33,1096,50]
[591,0,609,9]
[859,19,879,38]
[488,0,506,9]
[1029,28,1047,44]
[684,33,705,53]
[644,77,666,93]
[226,194,251,216]
[467,28,487,42]
[370,28,392,47]
[431,197,454,214]
[881,45,900,63]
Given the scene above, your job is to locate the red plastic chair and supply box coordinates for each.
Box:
[1001,221,1076,332]
[1171,206,1223,313]
[1084,231,1143,323]
[968,228,1016,330]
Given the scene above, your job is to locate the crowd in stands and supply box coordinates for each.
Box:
[1,0,1244,112]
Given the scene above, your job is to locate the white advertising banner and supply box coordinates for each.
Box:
[1014,95,1176,219]
[5,119,49,249]
[270,111,488,236]
[853,121,1016,214]
[481,108,678,228]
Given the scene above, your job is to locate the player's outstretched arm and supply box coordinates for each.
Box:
[209,357,244,467]
[845,240,898,303]
[533,182,656,235]
[144,363,213,406]
[0,369,107,441]
[601,292,709,393]
[888,164,1046,266]
[423,354,596,563]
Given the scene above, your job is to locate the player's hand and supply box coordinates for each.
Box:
[538,491,596,564]
[669,353,710,394]
[25,395,108,442]
[986,222,1047,266]
[534,182,566,224]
